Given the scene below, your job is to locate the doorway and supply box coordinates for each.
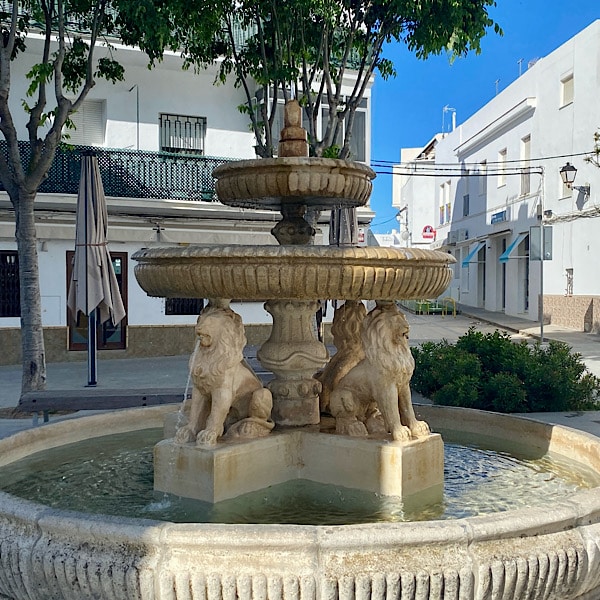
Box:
[66,251,128,350]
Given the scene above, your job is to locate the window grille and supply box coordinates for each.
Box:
[165,298,204,316]
[566,269,573,296]
[160,114,206,155]
[0,251,20,317]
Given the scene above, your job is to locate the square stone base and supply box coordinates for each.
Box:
[154,431,444,504]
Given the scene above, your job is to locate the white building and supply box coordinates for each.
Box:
[395,20,600,332]
[0,36,374,364]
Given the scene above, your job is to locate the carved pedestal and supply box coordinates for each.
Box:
[257,299,329,427]
[156,423,444,505]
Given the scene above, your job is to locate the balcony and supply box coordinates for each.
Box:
[1,142,233,202]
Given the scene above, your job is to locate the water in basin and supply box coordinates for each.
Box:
[1,427,598,525]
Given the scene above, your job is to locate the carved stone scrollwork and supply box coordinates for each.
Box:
[257,299,329,426]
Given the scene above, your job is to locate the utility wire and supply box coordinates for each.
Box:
[372,169,539,178]
[371,149,591,169]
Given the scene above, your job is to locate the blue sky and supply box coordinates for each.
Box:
[369,0,600,233]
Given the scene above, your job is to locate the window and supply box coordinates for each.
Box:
[67,251,127,350]
[463,194,470,217]
[561,74,574,107]
[478,160,487,196]
[0,251,19,317]
[520,135,531,195]
[497,148,507,187]
[159,113,206,155]
[67,99,106,145]
[439,182,451,224]
[165,298,204,316]
[256,89,368,161]
[346,110,366,162]
[320,100,367,161]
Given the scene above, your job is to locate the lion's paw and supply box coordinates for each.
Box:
[411,420,431,437]
[196,429,219,447]
[336,417,368,438]
[391,425,412,442]
[174,425,196,444]
[365,414,387,436]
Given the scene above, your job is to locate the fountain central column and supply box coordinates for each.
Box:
[256,100,329,426]
[258,299,328,426]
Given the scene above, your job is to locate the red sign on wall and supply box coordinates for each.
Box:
[422,225,436,240]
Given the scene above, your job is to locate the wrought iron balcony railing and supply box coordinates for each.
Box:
[0,142,233,202]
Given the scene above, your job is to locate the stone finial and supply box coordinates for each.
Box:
[278,100,308,157]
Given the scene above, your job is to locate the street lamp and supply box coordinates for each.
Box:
[396,206,410,247]
[560,162,590,195]
[128,84,140,150]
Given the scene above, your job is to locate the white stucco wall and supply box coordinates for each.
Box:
[397,19,600,320]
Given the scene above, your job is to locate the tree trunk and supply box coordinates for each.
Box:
[14,190,47,393]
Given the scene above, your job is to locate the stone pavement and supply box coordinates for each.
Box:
[1,305,600,439]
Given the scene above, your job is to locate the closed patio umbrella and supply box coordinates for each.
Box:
[67,152,126,386]
[329,206,358,247]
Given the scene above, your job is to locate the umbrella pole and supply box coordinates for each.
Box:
[87,308,98,387]
[84,157,97,388]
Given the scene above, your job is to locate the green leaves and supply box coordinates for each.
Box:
[95,57,125,83]
[25,62,54,97]
[411,327,600,413]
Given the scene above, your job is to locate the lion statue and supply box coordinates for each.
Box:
[329,301,430,442]
[175,305,274,447]
[316,300,366,414]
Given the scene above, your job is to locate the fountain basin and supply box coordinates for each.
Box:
[133,246,454,300]
[1,405,600,600]
[212,157,375,210]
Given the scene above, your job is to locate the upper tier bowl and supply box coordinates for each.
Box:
[133,245,455,301]
[212,157,376,211]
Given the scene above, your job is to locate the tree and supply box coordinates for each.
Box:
[125,0,500,161]
[586,130,600,168]
[124,0,500,244]
[0,0,145,393]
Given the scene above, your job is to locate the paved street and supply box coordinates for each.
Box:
[2,305,600,439]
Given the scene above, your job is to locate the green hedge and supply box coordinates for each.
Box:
[410,328,600,412]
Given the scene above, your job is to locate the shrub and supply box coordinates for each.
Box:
[482,372,527,413]
[432,376,480,408]
[411,341,481,398]
[411,328,600,413]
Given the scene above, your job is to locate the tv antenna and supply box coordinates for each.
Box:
[442,105,456,133]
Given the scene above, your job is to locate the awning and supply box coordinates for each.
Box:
[461,241,486,268]
[499,233,528,263]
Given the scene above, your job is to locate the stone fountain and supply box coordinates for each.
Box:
[1,101,600,600]
[135,100,450,504]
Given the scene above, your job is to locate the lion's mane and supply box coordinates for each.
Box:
[362,305,414,379]
[330,303,428,441]
[318,300,366,413]
[190,307,247,386]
